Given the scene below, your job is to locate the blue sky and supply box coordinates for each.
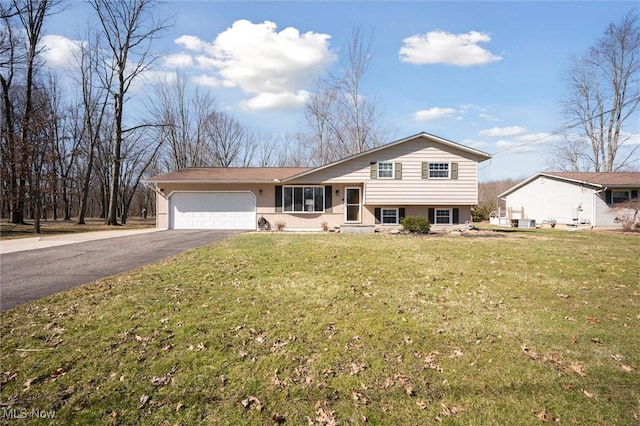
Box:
[41,1,639,180]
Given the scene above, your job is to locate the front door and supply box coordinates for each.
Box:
[344,187,361,223]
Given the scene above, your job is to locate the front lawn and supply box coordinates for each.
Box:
[1,231,638,424]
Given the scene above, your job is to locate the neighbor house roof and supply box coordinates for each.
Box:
[499,172,640,198]
[146,167,311,183]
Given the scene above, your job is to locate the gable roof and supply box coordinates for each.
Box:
[146,167,311,183]
[281,132,492,182]
[499,172,640,198]
[146,132,491,183]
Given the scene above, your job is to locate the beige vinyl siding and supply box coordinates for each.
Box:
[290,137,480,205]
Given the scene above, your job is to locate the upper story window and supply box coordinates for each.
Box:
[429,162,450,179]
[377,162,394,179]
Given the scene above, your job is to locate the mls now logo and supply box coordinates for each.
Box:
[2,408,56,419]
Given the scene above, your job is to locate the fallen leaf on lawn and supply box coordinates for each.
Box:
[569,362,586,376]
[315,400,338,426]
[139,394,150,409]
[620,364,635,373]
[522,347,539,360]
[1,372,17,385]
[449,348,464,358]
[108,411,118,419]
[582,389,594,399]
[440,402,462,417]
[272,412,286,424]
[176,401,184,411]
[591,337,603,345]
[417,400,428,410]
[611,354,624,362]
[350,361,367,375]
[405,386,414,397]
[556,293,570,299]
[586,317,599,324]
[241,396,262,412]
[23,377,36,392]
[404,336,413,345]
[536,408,550,422]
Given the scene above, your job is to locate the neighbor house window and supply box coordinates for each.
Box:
[283,186,324,213]
[377,162,394,179]
[435,208,452,224]
[381,208,399,224]
[612,190,631,204]
[429,162,450,179]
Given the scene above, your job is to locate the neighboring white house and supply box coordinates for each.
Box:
[498,172,640,228]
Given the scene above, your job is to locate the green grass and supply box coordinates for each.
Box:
[1,231,639,425]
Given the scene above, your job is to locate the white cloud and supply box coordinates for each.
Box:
[514,132,560,145]
[480,126,527,137]
[241,90,310,111]
[413,107,456,121]
[41,35,83,69]
[399,30,502,67]
[175,35,208,51]
[162,53,193,68]
[191,74,222,87]
[174,20,335,110]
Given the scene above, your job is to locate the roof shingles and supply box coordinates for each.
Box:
[147,167,311,183]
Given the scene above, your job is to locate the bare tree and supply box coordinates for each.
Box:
[71,28,113,224]
[88,0,170,225]
[301,27,390,165]
[204,111,255,167]
[0,0,62,226]
[557,11,640,172]
[152,71,216,170]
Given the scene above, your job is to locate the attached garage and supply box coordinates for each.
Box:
[170,192,256,230]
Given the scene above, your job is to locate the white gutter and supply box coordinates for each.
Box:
[592,186,608,228]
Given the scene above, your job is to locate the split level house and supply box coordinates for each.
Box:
[145,132,492,231]
[498,172,640,228]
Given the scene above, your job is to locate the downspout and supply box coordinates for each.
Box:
[592,186,607,228]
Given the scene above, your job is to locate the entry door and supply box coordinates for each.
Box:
[344,187,361,223]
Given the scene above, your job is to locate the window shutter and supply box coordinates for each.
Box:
[395,163,402,180]
[399,208,406,221]
[370,163,377,179]
[324,186,333,211]
[275,185,282,212]
[428,208,435,224]
[422,162,429,179]
[453,208,459,224]
[451,163,458,180]
[632,190,638,199]
[374,208,381,224]
[605,190,612,204]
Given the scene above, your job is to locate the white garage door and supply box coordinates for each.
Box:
[170,192,256,230]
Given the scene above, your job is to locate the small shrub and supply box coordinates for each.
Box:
[400,216,431,234]
[274,221,286,231]
[320,221,329,231]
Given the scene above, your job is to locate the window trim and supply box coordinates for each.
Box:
[377,162,395,179]
[282,185,325,213]
[435,208,452,225]
[428,162,451,179]
[381,208,399,225]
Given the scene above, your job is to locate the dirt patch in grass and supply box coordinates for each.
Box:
[1,231,638,424]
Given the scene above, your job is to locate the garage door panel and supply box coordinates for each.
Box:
[170,192,256,230]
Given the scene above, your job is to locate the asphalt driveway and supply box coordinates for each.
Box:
[0,230,244,311]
